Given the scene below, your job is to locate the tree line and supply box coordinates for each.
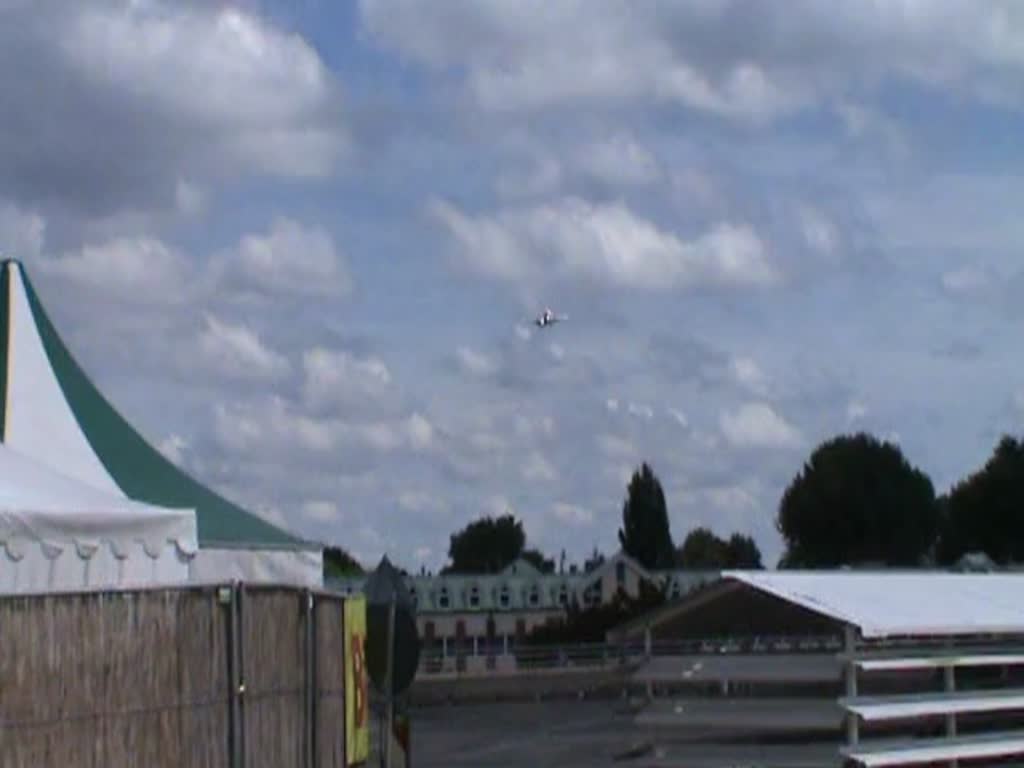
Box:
[324,429,1024,579]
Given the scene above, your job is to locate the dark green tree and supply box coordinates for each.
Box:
[937,435,1024,565]
[323,545,364,578]
[776,432,938,567]
[677,528,763,568]
[443,513,526,574]
[677,527,727,568]
[521,547,556,573]
[618,462,675,570]
[724,533,763,568]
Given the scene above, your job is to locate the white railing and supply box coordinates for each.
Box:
[840,637,1024,767]
[415,633,844,676]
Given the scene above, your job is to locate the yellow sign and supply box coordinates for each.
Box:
[344,595,370,765]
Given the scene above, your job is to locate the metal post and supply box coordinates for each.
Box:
[223,583,240,768]
[304,590,315,768]
[945,663,957,768]
[844,624,859,747]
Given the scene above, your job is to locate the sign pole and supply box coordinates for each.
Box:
[384,596,396,768]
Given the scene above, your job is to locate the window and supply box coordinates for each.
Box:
[584,581,600,606]
[499,584,510,608]
[468,584,480,608]
[528,584,540,607]
[438,586,449,609]
[558,584,569,606]
[616,561,626,584]
[670,580,681,599]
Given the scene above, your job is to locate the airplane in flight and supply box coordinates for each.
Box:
[534,307,567,328]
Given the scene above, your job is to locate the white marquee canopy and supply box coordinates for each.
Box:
[0,443,197,594]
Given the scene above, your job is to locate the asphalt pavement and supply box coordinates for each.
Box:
[410,699,843,768]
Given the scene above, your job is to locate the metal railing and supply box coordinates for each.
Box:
[415,634,844,677]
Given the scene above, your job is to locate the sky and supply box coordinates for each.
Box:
[4,0,1024,571]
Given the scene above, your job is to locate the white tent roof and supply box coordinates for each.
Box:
[723,570,1024,639]
[0,443,196,567]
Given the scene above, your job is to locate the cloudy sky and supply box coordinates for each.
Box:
[5,0,1024,570]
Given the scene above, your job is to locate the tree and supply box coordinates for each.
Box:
[937,435,1024,565]
[618,462,675,570]
[323,545,364,578]
[521,547,556,573]
[677,527,726,568]
[725,533,763,568]
[443,513,526,574]
[677,528,763,568]
[776,432,938,567]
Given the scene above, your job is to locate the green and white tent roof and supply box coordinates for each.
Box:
[0,259,318,564]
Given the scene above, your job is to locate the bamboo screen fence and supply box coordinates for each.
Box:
[0,582,349,768]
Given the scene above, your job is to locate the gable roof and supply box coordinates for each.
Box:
[725,570,1024,639]
[0,259,314,551]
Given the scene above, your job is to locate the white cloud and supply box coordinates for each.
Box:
[548,343,565,362]
[398,491,448,514]
[456,346,498,377]
[597,433,637,459]
[198,313,290,380]
[0,202,45,258]
[797,205,840,261]
[513,413,555,439]
[846,400,868,424]
[41,236,192,304]
[606,398,620,412]
[522,450,557,482]
[552,502,594,526]
[627,402,654,420]
[158,433,187,465]
[361,1,1024,119]
[668,408,689,429]
[215,217,352,299]
[705,485,759,513]
[575,135,660,186]
[496,154,562,199]
[431,196,777,291]
[730,356,768,395]
[414,546,433,562]
[720,402,802,448]
[302,500,340,523]
[302,347,393,412]
[942,265,992,296]
[61,3,343,177]
[407,412,435,451]
[212,396,432,459]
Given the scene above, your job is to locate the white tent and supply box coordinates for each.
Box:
[0,259,322,587]
[0,444,197,594]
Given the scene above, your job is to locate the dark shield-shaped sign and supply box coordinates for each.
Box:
[365,556,421,696]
